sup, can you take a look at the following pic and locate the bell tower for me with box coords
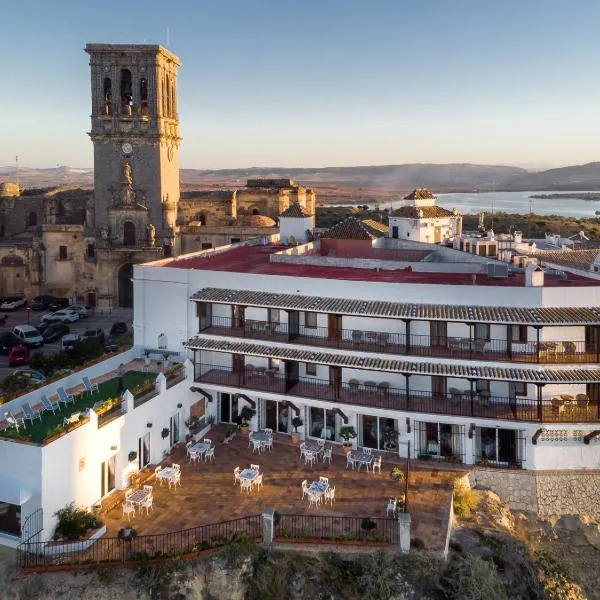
[85,44,181,251]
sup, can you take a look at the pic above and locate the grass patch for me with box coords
[453,482,480,518]
[8,371,155,444]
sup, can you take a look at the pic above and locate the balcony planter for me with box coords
[340,426,357,453]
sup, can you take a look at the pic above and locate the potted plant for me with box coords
[161,427,170,439]
[238,406,256,436]
[291,416,303,445]
[128,451,138,463]
[340,426,357,453]
[390,465,406,484]
[206,414,216,428]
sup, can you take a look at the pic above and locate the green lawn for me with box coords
[21,371,156,444]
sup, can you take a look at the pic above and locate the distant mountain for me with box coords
[3,161,600,195]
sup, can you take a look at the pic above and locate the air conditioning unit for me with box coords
[487,262,509,278]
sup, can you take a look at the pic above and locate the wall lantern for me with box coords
[147,422,153,428]
[177,403,183,408]
[110,445,118,451]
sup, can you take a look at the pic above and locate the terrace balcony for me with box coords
[200,316,599,365]
[195,363,600,424]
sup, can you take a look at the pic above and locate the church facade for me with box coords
[0,44,315,308]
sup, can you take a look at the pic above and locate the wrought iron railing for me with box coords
[200,315,597,364]
[195,363,600,424]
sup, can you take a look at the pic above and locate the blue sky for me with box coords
[1,0,600,169]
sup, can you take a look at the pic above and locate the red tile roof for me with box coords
[279,203,312,218]
[392,205,456,218]
[321,217,377,240]
[404,188,436,200]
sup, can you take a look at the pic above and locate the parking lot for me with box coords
[0,306,133,380]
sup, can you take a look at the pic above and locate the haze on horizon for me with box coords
[1,0,599,170]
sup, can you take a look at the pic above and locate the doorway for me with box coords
[264,400,290,433]
[118,263,134,308]
[138,433,150,469]
[100,455,116,497]
[87,291,97,308]
[123,221,136,246]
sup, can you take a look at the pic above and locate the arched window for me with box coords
[252,208,260,215]
[165,75,171,116]
[158,333,167,349]
[27,212,37,227]
[194,213,206,226]
[120,69,133,115]
[140,77,148,116]
[123,221,136,246]
[103,77,112,115]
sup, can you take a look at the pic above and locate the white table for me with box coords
[157,467,179,484]
[354,452,374,471]
[250,432,271,443]
[239,468,258,481]
[127,489,150,508]
[304,440,324,455]
[308,480,327,495]
[190,441,211,455]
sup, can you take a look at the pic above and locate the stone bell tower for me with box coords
[85,44,181,253]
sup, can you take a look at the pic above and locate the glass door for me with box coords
[138,432,150,469]
[170,412,180,446]
[265,400,278,430]
[101,455,116,497]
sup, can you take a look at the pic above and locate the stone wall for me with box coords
[470,468,600,519]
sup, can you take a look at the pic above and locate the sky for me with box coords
[1,0,600,169]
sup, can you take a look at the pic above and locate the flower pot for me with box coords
[342,442,353,454]
[291,432,301,445]
[240,425,249,437]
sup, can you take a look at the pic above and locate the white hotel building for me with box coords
[133,213,600,472]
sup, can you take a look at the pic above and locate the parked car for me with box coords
[104,334,120,352]
[12,325,44,348]
[61,333,81,350]
[11,368,46,385]
[42,323,70,343]
[8,345,30,367]
[40,309,79,324]
[80,328,105,343]
[48,297,70,311]
[31,295,55,311]
[110,322,128,336]
[69,304,90,318]
[0,331,22,355]
[1,296,27,311]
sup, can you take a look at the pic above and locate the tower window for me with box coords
[59,245,68,260]
[87,243,96,259]
[120,69,133,115]
[27,212,37,227]
[103,77,112,115]
[123,221,136,246]
[165,74,172,117]
[140,77,148,116]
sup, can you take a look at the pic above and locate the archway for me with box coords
[118,263,134,308]
[123,221,136,246]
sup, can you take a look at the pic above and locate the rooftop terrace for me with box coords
[162,244,598,287]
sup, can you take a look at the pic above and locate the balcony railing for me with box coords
[195,363,600,424]
[200,316,598,364]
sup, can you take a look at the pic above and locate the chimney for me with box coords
[525,264,544,287]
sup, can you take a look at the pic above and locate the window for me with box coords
[103,77,112,115]
[476,379,490,393]
[120,69,133,114]
[123,221,136,246]
[476,427,522,466]
[0,502,20,536]
[309,407,342,441]
[140,77,148,116]
[268,308,280,324]
[59,245,68,260]
[27,212,37,227]
[86,243,96,259]
[511,325,527,343]
[163,245,172,258]
[415,421,464,461]
[513,381,527,396]
[305,363,317,376]
[359,415,397,450]
[305,312,317,329]
[201,243,212,250]
[474,323,490,341]
[230,238,241,244]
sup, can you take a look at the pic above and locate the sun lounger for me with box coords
[41,395,60,414]
[22,402,42,423]
[57,387,75,407]
[82,376,99,395]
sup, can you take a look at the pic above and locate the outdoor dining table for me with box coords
[239,468,258,481]
[354,452,374,471]
[308,480,328,495]
[304,440,324,454]
[157,467,179,483]
[190,441,211,455]
[127,489,150,507]
[250,432,271,444]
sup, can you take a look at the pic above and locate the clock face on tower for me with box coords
[121,142,133,156]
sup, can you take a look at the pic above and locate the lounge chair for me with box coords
[22,402,42,423]
[82,376,99,395]
[41,395,60,414]
[57,387,75,407]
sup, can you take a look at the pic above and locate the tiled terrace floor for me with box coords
[102,429,462,551]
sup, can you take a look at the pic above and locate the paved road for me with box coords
[0,306,133,380]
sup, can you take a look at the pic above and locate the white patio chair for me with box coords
[301,479,309,498]
[324,486,336,505]
[252,439,263,453]
[168,472,181,489]
[204,447,215,462]
[265,437,273,451]
[233,466,241,485]
[250,464,260,472]
[172,463,181,472]
[346,453,356,470]
[140,496,153,515]
[252,473,263,491]
[322,448,332,464]
[363,447,372,454]
[123,502,135,520]
[185,441,193,458]
[318,438,325,447]
[203,438,211,445]
[372,456,382,473]
[304,452,316,466]
[41,395,60,415]
[260,440,270,453]
[240,479,252,494]
[4,412,25,431]
[264,428,273,436]
[155,466,163,483]
[189,450,201,465]
[308,492,321,508]
[319,476,329,486]
[22,402,42,424]
[82,376,99,395]
[299,442,306,456]
[143,485,153,495]
[125,489,133,500]
[386,498,397,516]
[57,387,75,407]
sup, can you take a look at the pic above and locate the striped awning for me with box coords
[190,287,600,326]
[184,336,600,384]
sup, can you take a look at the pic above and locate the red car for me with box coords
[8,345,30,367]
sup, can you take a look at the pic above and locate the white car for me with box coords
[1,296,27,311]
[61,333,82,350]
[40,309,80,324]
[69,304,90,318]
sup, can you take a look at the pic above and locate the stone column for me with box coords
[398,513,411,553]
[261,508,275,547]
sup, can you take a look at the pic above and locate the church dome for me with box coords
[237,214,277,227]
[0,182,20,197]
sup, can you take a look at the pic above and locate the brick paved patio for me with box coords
[102,427,462,551]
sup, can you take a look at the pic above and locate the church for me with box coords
[0,44,315,308]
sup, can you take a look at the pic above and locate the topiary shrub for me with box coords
[53,503,103,541]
